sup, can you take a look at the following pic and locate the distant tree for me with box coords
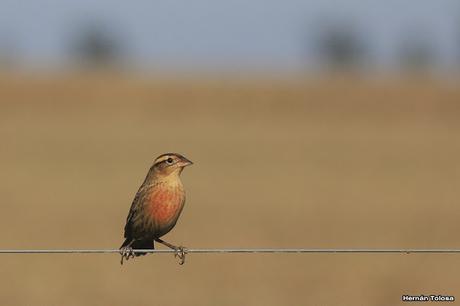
[397,31,436,73]
[457,12,460,70]
[69,21,124,68]
[313,21,369,71]
[0,34,19,70]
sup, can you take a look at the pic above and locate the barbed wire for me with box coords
[1,248,460,254]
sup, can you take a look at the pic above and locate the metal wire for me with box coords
[1,248,460,254]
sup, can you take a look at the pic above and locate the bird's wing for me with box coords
[123,185,149,239]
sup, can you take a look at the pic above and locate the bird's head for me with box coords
[151,153,193,177]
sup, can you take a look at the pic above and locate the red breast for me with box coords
[147,184,185,227]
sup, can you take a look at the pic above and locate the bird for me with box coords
[120,153,193,265]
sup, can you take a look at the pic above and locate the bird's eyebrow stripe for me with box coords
[153,156,172,165]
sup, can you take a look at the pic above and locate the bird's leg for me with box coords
[154,238,178,249]
[155,238,188,265]
[120,241,136,265]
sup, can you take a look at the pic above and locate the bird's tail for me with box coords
[120,238,154,257]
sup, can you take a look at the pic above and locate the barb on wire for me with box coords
[0,248,460,254]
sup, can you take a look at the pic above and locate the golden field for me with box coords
[0,74,459,306]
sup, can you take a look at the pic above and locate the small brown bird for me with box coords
[120,153,193,264]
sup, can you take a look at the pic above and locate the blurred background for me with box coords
[1,0,460,305]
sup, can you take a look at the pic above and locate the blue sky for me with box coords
[0,0,458,71]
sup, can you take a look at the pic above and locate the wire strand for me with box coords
[1,248,460,254]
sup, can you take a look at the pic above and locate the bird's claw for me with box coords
[120,246,135,265]
[174,246,187,265]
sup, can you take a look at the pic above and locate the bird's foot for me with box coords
[154,238,187,265]
[120,246,136,265]
[174,246,188,265]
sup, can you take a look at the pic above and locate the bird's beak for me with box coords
[178,157,193,167]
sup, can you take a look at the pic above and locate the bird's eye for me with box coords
[166,157,174,164]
